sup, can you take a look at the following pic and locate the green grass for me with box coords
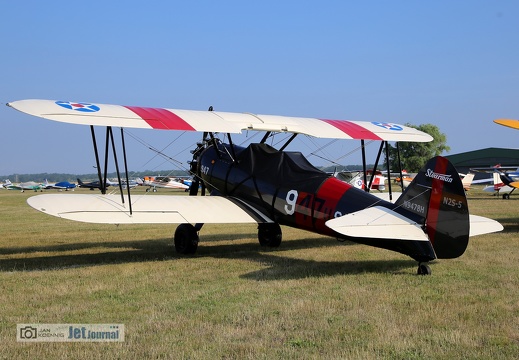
[0,187,518,359]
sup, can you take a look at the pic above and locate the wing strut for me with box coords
[279,133,298,151]
[90,125,105,193]
[88,125,133,215]
[226,133,237,162]
[361,140,368,192]
[358,140,402,201]
[384,141,393,201]
[107,127,125,201]
[395,142,404,192]
[366,142,384,192]
[120,128,133,215]
[102,127,110,194]
[260,131,272,144]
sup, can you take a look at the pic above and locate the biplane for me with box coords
[7,99,503,275]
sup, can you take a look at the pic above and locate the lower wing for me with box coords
[27,194,272,224]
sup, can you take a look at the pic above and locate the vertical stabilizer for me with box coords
[395,156,470,259]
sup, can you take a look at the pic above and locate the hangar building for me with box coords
[445,147,519,181]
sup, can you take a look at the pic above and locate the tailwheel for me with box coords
[417,263,432,276]
[258,223,282,248]
[174,224,199,255]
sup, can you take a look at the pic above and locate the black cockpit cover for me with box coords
[236,143,328,187]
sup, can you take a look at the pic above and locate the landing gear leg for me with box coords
[258,223,282,248]
[417,263,432,275]
[174,224,199,255]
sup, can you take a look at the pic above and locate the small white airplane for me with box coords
[142,176,190,192]
[395,172,474,192]
[106,178,140,189]
[333,170,386,192]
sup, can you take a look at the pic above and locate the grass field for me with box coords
[0,186,518,359]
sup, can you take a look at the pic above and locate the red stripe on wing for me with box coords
[320,119,382,140]
[124,106,196,131]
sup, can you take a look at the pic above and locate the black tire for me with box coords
[174,224,199,255]
[258,223,282,248]
[417,263,432,276]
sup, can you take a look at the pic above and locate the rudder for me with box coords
[394,156,469,259]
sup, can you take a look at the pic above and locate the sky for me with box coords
[1,1,518,176]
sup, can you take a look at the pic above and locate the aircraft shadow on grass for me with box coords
[0,234,416,276]
[495,219,519,233]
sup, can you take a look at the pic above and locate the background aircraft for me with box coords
[142,176,190,192]
[7,99,503,275]
[394,171,474,192]
[491,119,519,196]
[43,179,76,191]
[103,178,140,189]
[472,165,519,199]
[333,170,386,192]
[77,178,110,191]
[4,180,43,192]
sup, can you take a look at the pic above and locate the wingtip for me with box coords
[494,118,519,130]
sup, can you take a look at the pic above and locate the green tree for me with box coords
[385,123,450,173]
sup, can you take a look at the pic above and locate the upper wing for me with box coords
[494,119,519,130]
[8,99,433,142]
[27,194,273,225]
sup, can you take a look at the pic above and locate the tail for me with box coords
[77,178,84,185]
[499,172,519,189]
[394,156,469,259]
[461,173,474,190]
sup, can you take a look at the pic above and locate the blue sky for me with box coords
[1,1,518,176]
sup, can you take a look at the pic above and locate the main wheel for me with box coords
[174,224,199,255]
[258,223,282,248]
[417,263,432,275]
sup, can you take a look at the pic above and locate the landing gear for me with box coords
[258,223,282,248]
[503,194,510,199]
[174,224,199,254]
[417,263,432,275]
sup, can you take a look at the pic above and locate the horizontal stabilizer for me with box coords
[469,215,504,236]
[325,206,429,241]
[27,194,271,224]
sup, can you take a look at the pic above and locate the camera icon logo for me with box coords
[20,326,37,339]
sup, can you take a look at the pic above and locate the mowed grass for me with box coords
[0,187,518,359]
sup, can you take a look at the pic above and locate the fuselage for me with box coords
[197,142,393,237]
